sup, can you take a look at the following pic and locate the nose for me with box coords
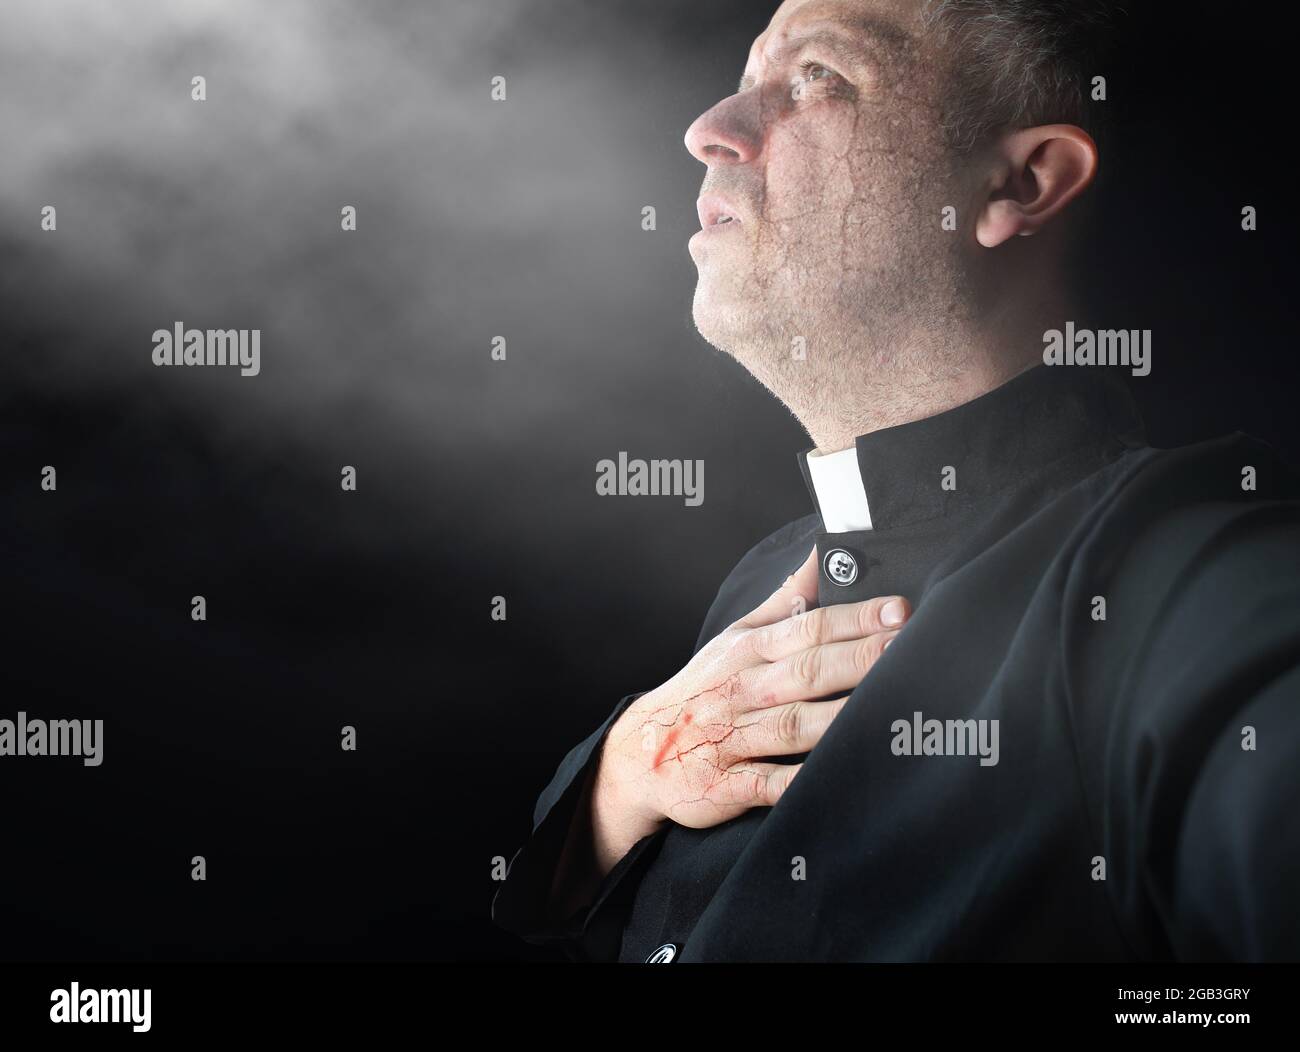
[683,89,763,167]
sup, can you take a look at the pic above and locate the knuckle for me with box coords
[857,636,881,667]
[791,647,821,692]
[726,625,757,662]
[717,669,748,708]
[692,697,719,726]
[722,765,757,806]
[857,600,881,636]
[761,623,789,663]
[797,607,826,647]
[743,767,773,807]
[773,703,804,748]
[765,766,792,806]
[738,769,759,806]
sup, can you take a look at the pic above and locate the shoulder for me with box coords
[1069,430,1300,588]
[1062,429,1300,736]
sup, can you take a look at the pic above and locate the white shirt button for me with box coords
[823,548,859,586]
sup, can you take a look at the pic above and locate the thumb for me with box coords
[734,544,819,629]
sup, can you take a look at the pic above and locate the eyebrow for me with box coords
[736,18,912,93]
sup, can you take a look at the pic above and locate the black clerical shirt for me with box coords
[491,363,1300,962]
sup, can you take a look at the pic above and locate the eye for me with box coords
[797,59,836,83]
[790,59,843,99]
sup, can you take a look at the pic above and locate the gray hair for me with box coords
[921,1,1123,155]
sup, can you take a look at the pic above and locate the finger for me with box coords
[740,695,851,758]
[732,545,819,630]
[747,631,898,709]
[746,595,910,665]
[720,760,803,808]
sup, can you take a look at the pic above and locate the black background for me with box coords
[1,0,1295,961]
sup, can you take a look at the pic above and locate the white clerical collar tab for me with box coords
[806,446,873,532]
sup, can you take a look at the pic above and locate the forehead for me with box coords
[747,0,926,66]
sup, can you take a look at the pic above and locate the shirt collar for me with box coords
[797,363,1146,533]
[804,445,874,532]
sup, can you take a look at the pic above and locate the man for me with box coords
[492,0,1300,961]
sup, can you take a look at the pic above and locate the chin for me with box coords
[693,264,754,329]
[690,287,742,355]
[694,272,797,352]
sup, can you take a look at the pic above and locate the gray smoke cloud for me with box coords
[1,0,691,414]
[0,0,793,661]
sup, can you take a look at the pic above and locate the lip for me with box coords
[690,219,743,244]
[696,193,745,231]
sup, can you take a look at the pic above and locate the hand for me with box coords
[590,544,910,870]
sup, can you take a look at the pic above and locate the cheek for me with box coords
[760,108,861,222]
[760,105,939,230]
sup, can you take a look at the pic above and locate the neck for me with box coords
[803,354,1036,455]
[795,287,1073,455]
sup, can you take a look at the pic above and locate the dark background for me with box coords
[0,0,1294,961]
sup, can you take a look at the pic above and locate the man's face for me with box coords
[685,0,963,383]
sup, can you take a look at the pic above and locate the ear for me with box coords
[975,124,1098,248]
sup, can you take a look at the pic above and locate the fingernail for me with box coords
[883,636,896,650]
[882,599,906,626]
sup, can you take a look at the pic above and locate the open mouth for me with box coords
[697,195,744,231]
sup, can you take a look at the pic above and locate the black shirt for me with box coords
[491,363,1300,961]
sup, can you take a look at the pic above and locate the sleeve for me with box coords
[1075,493,1300,960]
[490,690,669,961]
